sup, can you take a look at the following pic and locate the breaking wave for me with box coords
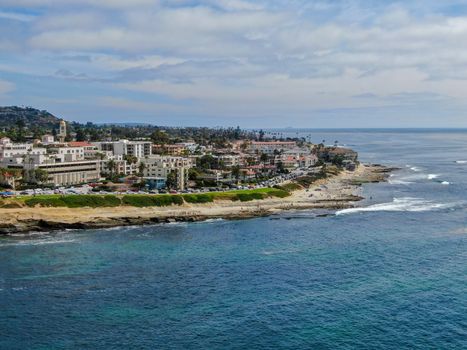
[336,197,459,215]
[456,160,467,164]
[0,238,78,247]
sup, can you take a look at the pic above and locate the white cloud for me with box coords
[4,0,467,125]
[0,80,15,94]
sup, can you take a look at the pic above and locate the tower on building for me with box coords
[58,120,67,142]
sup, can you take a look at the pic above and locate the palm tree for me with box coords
[138,162,146,177]
[106,159,116,177]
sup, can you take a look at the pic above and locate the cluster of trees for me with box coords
[70,123,258,146]
[0,167,49,190]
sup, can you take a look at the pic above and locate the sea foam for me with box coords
[336,197,457,215]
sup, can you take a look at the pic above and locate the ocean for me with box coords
[1,130,466,349]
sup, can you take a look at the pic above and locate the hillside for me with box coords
[0,106,62,129]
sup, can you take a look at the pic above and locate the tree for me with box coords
[151,130,170,145]
[188,168,200,181]
[260,153,269,163]
[332,155,344,167]
[34,169,49,184]
[138,161,146,176]
[75,128,87,141]
[246,156,256,166]
[258,129,265,141]
[197,155,217,170]
[277,161,286,174]
[106,160,116,177]
[166,171,178,189]
[124,155,138,164]
[231,165,240,182]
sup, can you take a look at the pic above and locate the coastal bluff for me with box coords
[0,164,392,234]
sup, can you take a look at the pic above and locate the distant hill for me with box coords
[0,106,62,129]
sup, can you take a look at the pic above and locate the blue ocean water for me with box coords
[1,130,466,349]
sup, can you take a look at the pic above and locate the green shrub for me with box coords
[122,195,183,207]
[62,195,121,208]
[25,195,121,208]
[236,192,266,202]
[171,195,184,206]
[183,194,214,204]
[25,197,66,207]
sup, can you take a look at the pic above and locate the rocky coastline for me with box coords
[0,164,393,235]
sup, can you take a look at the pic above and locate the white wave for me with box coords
[0,238,77,247]
[202,218,225,223]
[427,174,439,180]
[262,248,302,256]
[336,197,456,215]
[456,160,467,164]
[410,166,422,172]
[441,181,450,185]
[388,179,413,185]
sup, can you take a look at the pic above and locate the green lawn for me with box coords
[6,187,291,208]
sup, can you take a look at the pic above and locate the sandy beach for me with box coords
[0,164,391,234]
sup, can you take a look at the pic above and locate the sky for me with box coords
[1,0,467,128]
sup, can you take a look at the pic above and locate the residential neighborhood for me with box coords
[0,118,358,196]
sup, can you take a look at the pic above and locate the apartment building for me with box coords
[248,141,297,155]
[217,154,243,168]
[0,138,47,161]
[93,140,152,158]
[143,156,193,190]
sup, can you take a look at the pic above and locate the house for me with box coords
[248,141,297,155]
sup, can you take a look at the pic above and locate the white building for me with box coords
[0,140,100,186]
[248,141,297,155]
[217,154,243,168]
[23,157,100,186]
[93,140,152,158]
[41,134,55,144]
[142,156,193,190]
[0,139,47,163]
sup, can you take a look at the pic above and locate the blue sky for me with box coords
[1,0,467,127]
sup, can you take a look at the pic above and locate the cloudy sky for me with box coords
[1,0,467,127]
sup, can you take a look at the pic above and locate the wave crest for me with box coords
[336,197,459,215]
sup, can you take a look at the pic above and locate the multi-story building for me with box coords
[0,138,47,161]
[248,141,297,155]
[143,156,193,190]
[10,152,100,186]
[217,154,243,168]
[93,140,152,158]
[1,140,100,186]
[41,134,55,144]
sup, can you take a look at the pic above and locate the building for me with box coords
[143,156,193,190]
[248,141,297,155]
[153,144,186,156]
[217,154,243,168]
[99,155,139,177]
[93,140,152,158]
[41,134,55,144]
[0,139,47,163]
[1,140,100,186]
[23,157,100,186]
[58,120,67,143]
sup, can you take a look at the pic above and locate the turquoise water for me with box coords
[1,130,467,349]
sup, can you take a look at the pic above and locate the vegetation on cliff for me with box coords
[1,188,291,209]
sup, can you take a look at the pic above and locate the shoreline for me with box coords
[0,164,393,235]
